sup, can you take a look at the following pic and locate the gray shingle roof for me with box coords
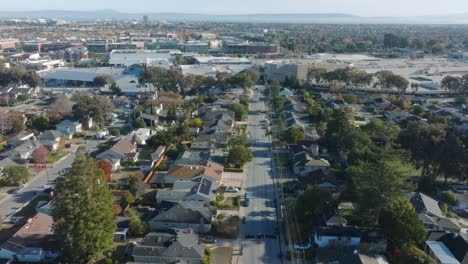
[411,192,443,217]
[132,229,204,259]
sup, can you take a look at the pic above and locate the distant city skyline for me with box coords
[2,0,468,17]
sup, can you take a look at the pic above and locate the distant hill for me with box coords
[0,9,468,24]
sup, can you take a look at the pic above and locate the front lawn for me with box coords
[48,150,69,163]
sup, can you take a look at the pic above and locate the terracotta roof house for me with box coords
[0,213,58,262]
[96,138,138,162]
[157,162,224,185]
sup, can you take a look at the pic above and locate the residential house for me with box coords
[293,158,330,177]
[131,229,204,264]
[155,177,217,206]
[313,226,361,248]
[411,192,461,233]
[35,201,53,216]
[7,131,34,147]
[0,213,58,262]
[425,241,461,264]
[313,227,386,252]
[2,140,38,161]
[148,201,213,233]
[37,130,66,151]
[426,231,468,264]
[139,146,166,172]
[156,162,223,186]
[55,119,82,134]
[129,128,158,145]
[316,249,388,264]
[175,150,211,165]
[96,138,139,163]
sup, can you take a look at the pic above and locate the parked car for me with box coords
[225,187,239,193]
[200,235,216,244]
[294,243,312,250]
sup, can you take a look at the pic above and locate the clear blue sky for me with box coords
[3,0,468,17]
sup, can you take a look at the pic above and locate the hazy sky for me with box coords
[3,0,468,17]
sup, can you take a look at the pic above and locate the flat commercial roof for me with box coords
[40,67,124,82]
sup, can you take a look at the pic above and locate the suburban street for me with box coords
[242,86,282,264]
[0,151,76,219]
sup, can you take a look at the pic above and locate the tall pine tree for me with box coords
[53,154,115,263]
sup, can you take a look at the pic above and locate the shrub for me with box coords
[441,191,458,206]
[111,129,120,136]
[73,132,86,138]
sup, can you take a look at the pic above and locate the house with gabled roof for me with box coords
[131,229,204,264]
[155,176,218,206]
[411,192,461,233]
[148,201,213,233]
[56,119,82,134]
[96,138,138,162]
[0,213,58,262]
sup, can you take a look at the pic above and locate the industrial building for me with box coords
[223,42,279,55]
[264,60,314,84]
[109,49,180,67]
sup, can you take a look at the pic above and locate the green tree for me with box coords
[283,127,305,144]
[343,93,358,104]
[111,129,120,136]
[441,191,458,206]
[127,208,149,236]
[227,145,253,165]
[295,185,336,223]
[228,103,248,120]
[399,121,447,186]
[147,129,175,148]
[347,150,404,223]
[72,94,113,127]
[53,155,115,263]
[2,165,30,186]
[380,199,426,247]
[122,191,136,206]
[31,114,49,131]
[133,118,146,128]
[192,118,202,127]
[93,75,114,87]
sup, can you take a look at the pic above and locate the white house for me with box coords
[56,119,82,134]
[313,227,361,248]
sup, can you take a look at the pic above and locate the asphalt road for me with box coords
[0,136,105,220]
[0,151,76,219]
[242,86,282,264]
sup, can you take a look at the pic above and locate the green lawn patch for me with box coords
[48,150,69,163]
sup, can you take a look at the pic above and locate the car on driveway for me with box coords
[225,187,239,193]
[294,243,312,250]
[200,235,216,244]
